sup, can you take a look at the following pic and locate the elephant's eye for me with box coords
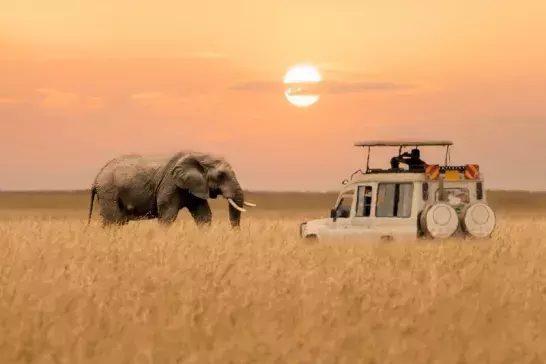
[217,171,227,180]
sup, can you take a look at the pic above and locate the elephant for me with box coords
[87,151,256,228]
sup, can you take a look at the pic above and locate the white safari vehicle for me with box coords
[300,140,496,241]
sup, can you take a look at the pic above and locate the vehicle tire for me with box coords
[416,211,426,237]
[420,203,459,239]
[459,203,496,239]
[304,234,318,243]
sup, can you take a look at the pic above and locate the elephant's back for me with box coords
[94,154,170,188]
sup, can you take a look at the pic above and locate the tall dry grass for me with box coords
[0,191,546,363]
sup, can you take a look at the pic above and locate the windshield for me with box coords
[334,189,355,218]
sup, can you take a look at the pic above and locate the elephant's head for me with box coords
[170,152,256,228]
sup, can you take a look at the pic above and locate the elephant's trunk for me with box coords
[226,186,244,229]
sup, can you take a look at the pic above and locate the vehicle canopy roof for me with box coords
[341,138,481,189]
[354,139,453,147]
[353,139,453,172]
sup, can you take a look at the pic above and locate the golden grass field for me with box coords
[1,189,545,363]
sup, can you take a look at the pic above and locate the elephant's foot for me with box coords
[194,215,212,226]
[157,216,177,227]
[194,219,212,231]
[101,219,128,228]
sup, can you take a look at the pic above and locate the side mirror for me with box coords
[329,208,337,221]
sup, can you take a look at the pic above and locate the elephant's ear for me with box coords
[171,155,210,200]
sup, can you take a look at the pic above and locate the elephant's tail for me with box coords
[88,186,97,225]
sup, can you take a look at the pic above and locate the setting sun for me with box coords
[283,65,322,107]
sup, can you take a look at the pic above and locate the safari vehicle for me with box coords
[299,140,496,241]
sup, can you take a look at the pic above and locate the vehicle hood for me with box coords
[300,218,332,236]
[304,218,332,228]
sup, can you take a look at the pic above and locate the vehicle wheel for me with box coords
[416,211,426,237]
[420,203,459,239]
[304,234,318,243]
[459,203,496,238]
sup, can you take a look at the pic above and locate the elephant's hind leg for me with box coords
[98,194,129,227]
[101,217,129,228]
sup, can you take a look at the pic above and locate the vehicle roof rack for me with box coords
[354,140,453,147]
[353,139,453,173]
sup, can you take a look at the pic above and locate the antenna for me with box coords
[365,146,371,172]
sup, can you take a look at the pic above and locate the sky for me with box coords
[1,0,545,191]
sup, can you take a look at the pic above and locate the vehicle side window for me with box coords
[356,185,373,217]
[336,189,355,218]
[376,182,414,218]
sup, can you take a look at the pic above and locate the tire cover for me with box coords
[420,203,459,239]
[460,203,496,238]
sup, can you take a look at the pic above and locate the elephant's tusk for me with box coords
[227,198,246,212]
[243,201,256,207]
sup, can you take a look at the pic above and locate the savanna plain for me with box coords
[1,190,546,363]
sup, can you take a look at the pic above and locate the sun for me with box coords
[283,64,321,107]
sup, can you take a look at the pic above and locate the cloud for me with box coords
[229,82,280,92]
[324,81,412,94]
[36,51,226,62]
[316,62,373,78]
[130,92,189,108]
[35,88,104,111]
[230,61,410,95]
[124,51,225,60]
[130,91,225,109]
[0,97,18,104]
[82,52,225,61]
[182,52,225,60]
[229,80,412,94]
[118,51,225,60]
[130,91,204,117]
[42,54,84,60]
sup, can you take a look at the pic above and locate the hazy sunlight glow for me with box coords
[283,65,321,107]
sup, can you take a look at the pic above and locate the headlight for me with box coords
[299,222,307,237]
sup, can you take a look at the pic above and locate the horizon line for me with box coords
[1,188,545,194]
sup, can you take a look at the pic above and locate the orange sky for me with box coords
[1,0,545,191]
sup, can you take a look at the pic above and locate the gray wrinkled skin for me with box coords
[88,151,245,229]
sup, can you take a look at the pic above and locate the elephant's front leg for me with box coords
[157,192,181,226]
[187,199,212,227]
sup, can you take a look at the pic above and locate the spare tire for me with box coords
[460,203,496,238]
[420,203,459,239]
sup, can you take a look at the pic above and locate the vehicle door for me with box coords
[373,181,418,239]
[327,185,376,239]
[345,184,375,237]
[325,188,356,238]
